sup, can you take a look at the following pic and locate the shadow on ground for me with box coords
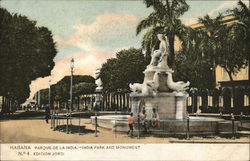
[55,124,97,135]
[0,111,95,120]
[0,111,46,120]
[152,133,246,139]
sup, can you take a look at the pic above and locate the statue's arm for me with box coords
[159,41,167,53]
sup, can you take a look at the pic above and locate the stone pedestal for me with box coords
[130,92,188,120]
[93,88,103,110]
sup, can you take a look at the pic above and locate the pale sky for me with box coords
[1,0,248,98]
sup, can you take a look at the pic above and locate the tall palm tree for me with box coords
[220,0,250,81]
[231,0,250,36]
[175,27,215,89]
[198,14,226,66]
[197,14,227,88]
[222,1,249,114]
[219,24,248,81]
[136,0,189,68]
[197,3,249,83]
[231,0,250,59]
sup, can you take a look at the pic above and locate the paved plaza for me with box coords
[1,118,249,143]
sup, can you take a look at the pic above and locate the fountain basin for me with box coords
[91,115,239,134]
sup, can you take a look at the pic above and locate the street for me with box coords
[1,118,249,143]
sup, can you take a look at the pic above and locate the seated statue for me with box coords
[148,34,169,68]
[95,78,103,90]
[95,69,103,90]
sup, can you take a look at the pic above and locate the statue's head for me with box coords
[157,34,164,40]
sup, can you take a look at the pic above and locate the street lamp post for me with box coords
[69,58,74,125]
[53,83,56,131]
[190,88,194,114]
[49,80,53,129]
[190,88,197,114]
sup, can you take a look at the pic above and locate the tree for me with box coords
[40,88,49,105]
[230,0,250,36]
[220,0,250,81]
[219,23,249,81]
[198,11,249,82]
[176,28,215,89]
[177,4,249,89]
[136,0,189,68]
[197,14,227,88]
[55,75,95,102]
[73,82,96,110]
[0,8,57,113]
[73,82,96,96]
[38,75,95,107]
[100,48,147,93]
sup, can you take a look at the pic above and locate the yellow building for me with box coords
[216,66,248,83]
[183,15,249,114]
[188,15,249,84]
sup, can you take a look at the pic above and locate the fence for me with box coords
[91,87,249,115]
[187,87,249,115]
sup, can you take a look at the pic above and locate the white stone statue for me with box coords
[129,83,142,93]
[129,71,161,95]
[146,71,160,93]
[158,52,169,68]
[95,70,103,90]
[165,71,190,92]
[95,78,103,90]
[129,82,153,95]
[148,34,169,68]
[141,82,154,95]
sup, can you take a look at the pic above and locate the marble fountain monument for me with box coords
[93,70,103,110]
[91,34,238,134]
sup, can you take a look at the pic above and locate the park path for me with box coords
[0,119,172,143]
[0,119,249,143]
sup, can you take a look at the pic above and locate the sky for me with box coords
[1,0,249,99]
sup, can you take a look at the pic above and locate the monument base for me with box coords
[130,92,188,120]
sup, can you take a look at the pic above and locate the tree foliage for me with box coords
[39,88,49,105]
[0,7,57,106]
[99,48,147,93]
[221,0,250,80]
[39,75,95,105]
[53,75,95,102]
[196,11,249,82]
[175,28,215,89]
[176,5,249,88]
[73,82,96,96]
[137,0,189,68]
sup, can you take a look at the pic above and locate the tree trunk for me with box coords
[117,94,119,110]
[119,94,122,111]
[127,93,130,111]
[123,93,126,111]
[59,101,61,110]
[8,98,10,117]
[224,68,235,113]
[168,35,175,69]
[110,93,115,110]
[1,96,6,113]
[225,68,234,81]
[1,96,4,113]
[103,94,107,110]
[108,93,111,110]
[10,99,13,115]
[66,101,69,111]
[77,96,80,111]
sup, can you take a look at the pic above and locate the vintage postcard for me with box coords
[0,0,249,160]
